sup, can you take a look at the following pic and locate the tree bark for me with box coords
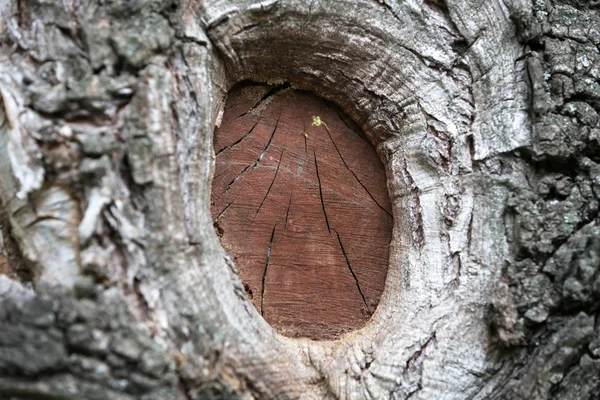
[0,0,598,399]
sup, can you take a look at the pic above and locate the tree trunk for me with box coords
[0,0,599,398]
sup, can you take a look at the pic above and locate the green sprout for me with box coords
[312,115,330,133]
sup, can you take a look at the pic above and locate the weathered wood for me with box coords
[0,0,599,398]
[212,83,392,339]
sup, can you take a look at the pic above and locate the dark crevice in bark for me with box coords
[466,211,474,250]
[403,162,425,248]
[399,333,437,399]
[215,120,260,156]
[178,381,194,400]
[450,252,461,288]
[232,22,262,37]
[405,383,424,400]
[23,215,66,228]
[260,224,277,316]
[295,0,317,28]
[313,151,331,234]
[256,150,284,215]
[224,114,280,194]
[405,333,436,370]
[334,229,369,311]
[423,0,481,58]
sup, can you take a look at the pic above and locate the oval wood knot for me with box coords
[211,83,392,340]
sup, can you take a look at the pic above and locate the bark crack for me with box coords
[24,215,67,228]
[403,161,425,248]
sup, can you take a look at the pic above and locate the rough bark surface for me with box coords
[0,0,598,399]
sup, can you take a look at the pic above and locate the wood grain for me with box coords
[211,83,392,339]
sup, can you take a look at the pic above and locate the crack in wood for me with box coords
[314,151,331,233]
[334,229,369,311]
[215,201,234,222]
[256,149,284,215]
[260,223,277,316]
[224,114,281,194]
[234,83,290,121]
[284,189,293,228]
[334,108,369,144]
[303,122,308,155]
[213,165,233,181]
[215,120,260,156]
[322,122,392,217]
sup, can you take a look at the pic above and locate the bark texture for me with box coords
[0,0,598,399]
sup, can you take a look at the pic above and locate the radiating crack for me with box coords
[314,151,331,233]
[213,165,233,180]
[215,201,234,222]
[303,124,308,155]
[334,229,369,310]
[215,120,260,156]
[234,83,290,120]
[261,223,277,316]
[223,114,281,194]
[285,189,293,228]
[256,150,284,215]
[323,123,392,217]
[334,109,369,144]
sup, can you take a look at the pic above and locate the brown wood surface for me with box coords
[211,83,392,340]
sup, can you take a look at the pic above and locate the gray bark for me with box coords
[0,0,598,399]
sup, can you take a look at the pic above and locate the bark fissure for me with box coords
[403,162,425,248]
